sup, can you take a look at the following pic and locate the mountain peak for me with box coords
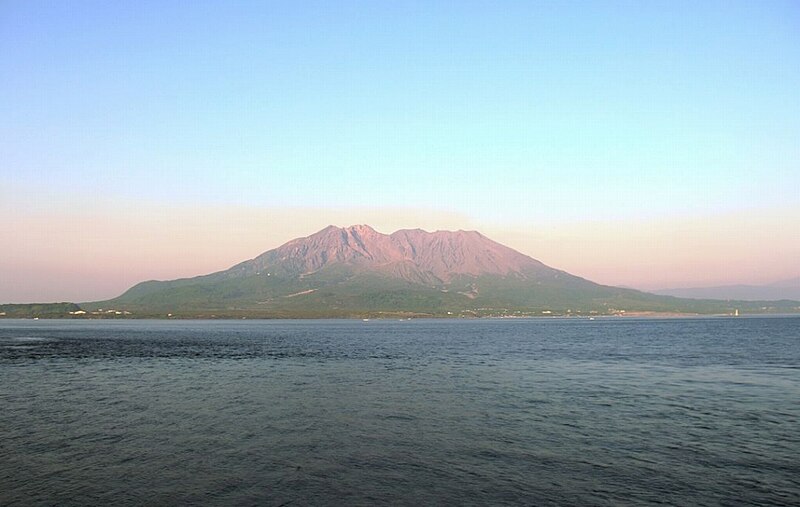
[344,224,377,233]
[245,224,551,282]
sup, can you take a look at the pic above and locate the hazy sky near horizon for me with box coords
[2,1,799,302]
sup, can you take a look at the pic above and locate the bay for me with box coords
[1,317,798,505]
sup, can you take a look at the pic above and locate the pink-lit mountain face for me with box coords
[235,224,560,284]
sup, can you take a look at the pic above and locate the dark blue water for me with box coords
[1,317,798,506]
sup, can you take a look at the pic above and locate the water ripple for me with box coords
[1,317,799,505]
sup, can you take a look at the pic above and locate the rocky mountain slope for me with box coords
[227,224,564,282]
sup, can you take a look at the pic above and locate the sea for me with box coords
[1,316,798,506]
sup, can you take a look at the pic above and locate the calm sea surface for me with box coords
[1,317,798,506]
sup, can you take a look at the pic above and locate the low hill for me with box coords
[0,302,83,318]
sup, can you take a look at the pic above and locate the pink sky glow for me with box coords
[2,200,798,303]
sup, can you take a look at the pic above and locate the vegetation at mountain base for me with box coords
[0,302,83,318]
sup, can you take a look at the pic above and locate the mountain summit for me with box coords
[230,225,556,283]
[91,225,754,317]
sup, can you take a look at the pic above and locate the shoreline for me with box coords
[3,312,800,322]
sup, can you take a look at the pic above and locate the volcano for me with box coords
[88,225,749,317]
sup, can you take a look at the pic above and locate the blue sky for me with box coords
[1,1,799,301]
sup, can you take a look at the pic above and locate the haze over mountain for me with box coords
[81,225,797,318]
[654,278,800,301]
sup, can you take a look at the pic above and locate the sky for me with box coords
[1,0,799,303]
